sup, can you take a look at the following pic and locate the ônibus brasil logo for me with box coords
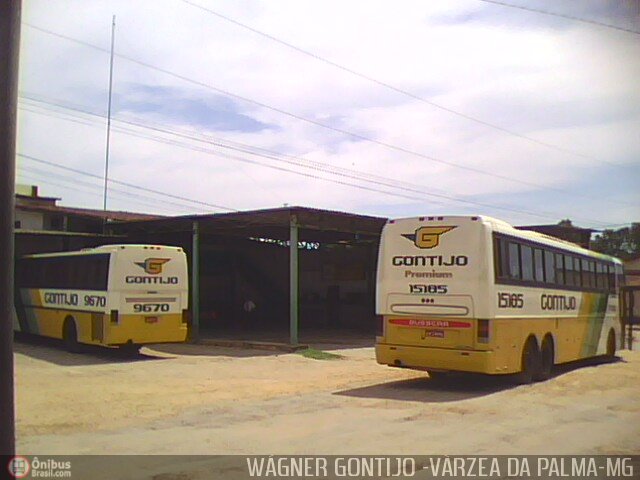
[402,226,456,249]
[135,258,170,275]
[7,456,30,479]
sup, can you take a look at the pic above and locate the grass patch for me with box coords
[298,348,343,360]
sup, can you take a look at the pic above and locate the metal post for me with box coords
[102,15,116,234]
[190,221,200,341]
[289,215,299,345]
[628,289,634,350]
[0,0,21,457]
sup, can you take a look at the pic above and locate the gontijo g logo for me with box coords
[135,258,170,275]
[402,226,456,249]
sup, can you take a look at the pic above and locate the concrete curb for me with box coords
[197,338,309,353]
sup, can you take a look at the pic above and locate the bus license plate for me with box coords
[421,329,444,339]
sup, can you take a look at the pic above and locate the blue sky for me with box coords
[15,0,640,229]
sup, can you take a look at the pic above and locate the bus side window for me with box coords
[581,259,592,288]
[96,255,109,290]
[555,253,564,285]
[508,242,521,280]
[520,245,534,281]
[534,248,544,283]
[544,250,555,284]
[608,264,615,292]
[28,258,41,288]
[494,237,507,279]
[563,255,573,286]
[596,263,606,291]
[572,257,582,287]
[56,257,70,289]
[16,259,27,288]
[615,264,624,290]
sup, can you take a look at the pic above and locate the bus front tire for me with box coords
[606,330,616,359]
[63,318,80,353]
[515,337,540,385]
[534,336,554,381]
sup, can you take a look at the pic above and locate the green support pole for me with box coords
[289,215,299,345]
[191,221,200,341]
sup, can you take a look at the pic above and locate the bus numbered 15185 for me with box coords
[375,215,624,383]
[14,244,189,352]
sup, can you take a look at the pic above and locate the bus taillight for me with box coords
[110,310,119,324]
[477,319,490,343]
[182,309,190,324]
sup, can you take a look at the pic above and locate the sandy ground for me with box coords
[14,336,640,457]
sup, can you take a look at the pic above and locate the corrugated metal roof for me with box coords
[110,206,388,242]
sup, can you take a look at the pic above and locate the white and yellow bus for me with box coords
[375,215,624,383]
[15,244,189,352]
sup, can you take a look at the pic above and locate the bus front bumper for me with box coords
[375,343,511,375]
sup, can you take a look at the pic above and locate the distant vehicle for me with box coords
[15,244,189,352]
[375,215,624,383]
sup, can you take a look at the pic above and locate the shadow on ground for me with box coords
[335,373,513,403]
[335,354,623,403]
[14,333,168,366]
[150,343,282,358]
[197,328,375,351]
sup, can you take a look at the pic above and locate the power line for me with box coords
[18,165,213,214]
[24,92,638,220]
[25,98,288,209]
[178,0,632,171]
[19,94,621,226]
[476,0,640,35]
[21,93,629,227]
[18,153,238,212]
[24,22,634,208]
[21,91,452,198]
[20,94,460,203]
[17,172,197,215]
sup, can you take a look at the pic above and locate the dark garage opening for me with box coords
[111,207,386,345]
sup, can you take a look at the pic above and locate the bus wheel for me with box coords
[515,337,540,385]
[63,318,80,353]
[535,336,554,381]
[606,330,616,359]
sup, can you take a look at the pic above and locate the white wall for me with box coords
[15,210,44,230]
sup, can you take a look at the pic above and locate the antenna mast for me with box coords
[102,15,116,233]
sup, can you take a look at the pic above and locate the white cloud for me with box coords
[16,0,640,228]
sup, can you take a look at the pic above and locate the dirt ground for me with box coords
[14,336,640,456]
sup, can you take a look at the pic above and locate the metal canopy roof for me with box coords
[110,206,387,243]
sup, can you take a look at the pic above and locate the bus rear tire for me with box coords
[606,330,616,359]
[515,337,540,385]
[63,318,80,353]
[534,336,554,381]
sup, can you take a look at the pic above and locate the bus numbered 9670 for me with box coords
[375,215,624,383]
[14,244,189,352]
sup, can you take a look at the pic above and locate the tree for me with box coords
[558,219,574,228]
[591,223,640,259]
